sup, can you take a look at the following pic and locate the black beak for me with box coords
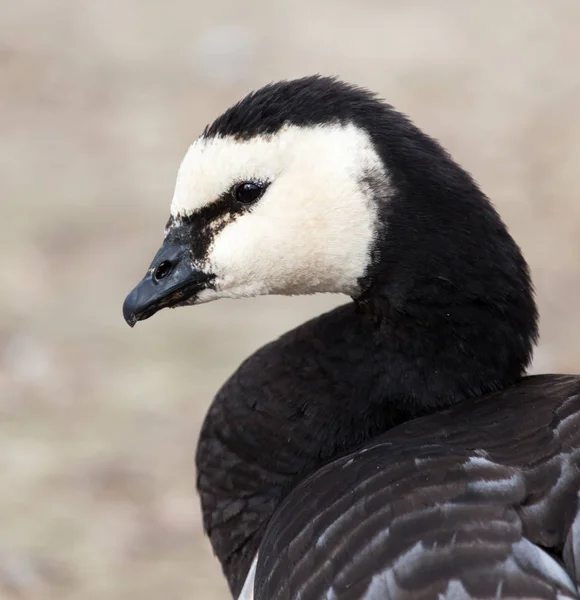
[123,238,213,327]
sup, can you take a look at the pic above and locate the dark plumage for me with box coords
[123,76,580,599]
[256,375,580,599]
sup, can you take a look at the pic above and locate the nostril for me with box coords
[154,260,173,281]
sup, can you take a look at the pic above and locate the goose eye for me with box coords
[235,182,265,205]
[154,260,173,281]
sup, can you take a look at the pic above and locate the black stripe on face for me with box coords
[166,181,269,263]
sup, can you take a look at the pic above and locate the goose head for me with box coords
[123,76,537,384]
[123,78,389,323]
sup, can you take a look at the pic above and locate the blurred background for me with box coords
[1,1,579,598]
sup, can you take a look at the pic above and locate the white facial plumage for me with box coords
[169,122,388,302]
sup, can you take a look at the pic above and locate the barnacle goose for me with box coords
[123,76,580,599]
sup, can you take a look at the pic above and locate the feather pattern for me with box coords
[254,375,580,599]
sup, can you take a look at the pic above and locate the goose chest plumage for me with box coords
[123,76,580,599]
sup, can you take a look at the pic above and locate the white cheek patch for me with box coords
[171,122,390,299]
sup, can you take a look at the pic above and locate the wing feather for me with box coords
[252,375,580,599]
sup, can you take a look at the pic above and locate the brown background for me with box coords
[1,1,579,598]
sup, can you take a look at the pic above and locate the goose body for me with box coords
[122,76,580,599]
